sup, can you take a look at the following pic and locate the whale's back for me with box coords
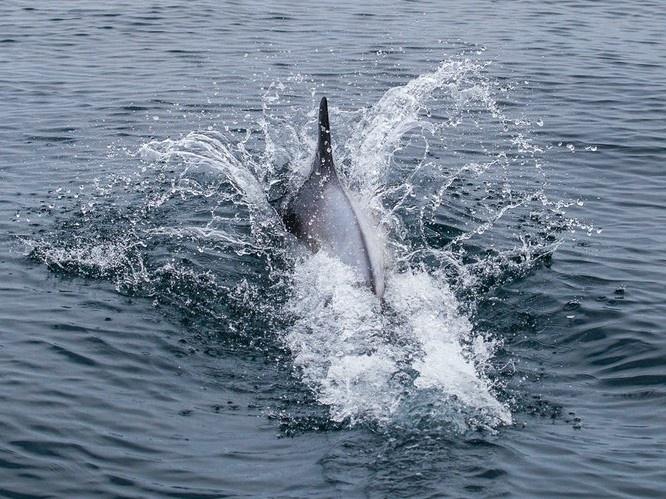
[281,98,385,296]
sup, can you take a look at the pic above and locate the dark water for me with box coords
[2,1,665,497]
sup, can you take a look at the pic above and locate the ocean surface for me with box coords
[1,1,665,497]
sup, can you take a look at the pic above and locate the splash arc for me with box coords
[279,97,385,297]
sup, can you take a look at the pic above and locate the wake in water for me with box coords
[24,57,591,431]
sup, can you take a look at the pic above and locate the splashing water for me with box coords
[278,60,520,427]
[25,57,590,430]
[286,253,510,426]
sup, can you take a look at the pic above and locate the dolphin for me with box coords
[278,97,385,297]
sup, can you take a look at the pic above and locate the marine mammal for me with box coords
[279,97,385,297]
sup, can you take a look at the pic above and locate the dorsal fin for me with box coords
[315,97,336,175]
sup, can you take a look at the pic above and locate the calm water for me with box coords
[2,1,665,497]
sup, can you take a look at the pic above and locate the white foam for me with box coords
[387,271,510,424]
[284,251,510,427]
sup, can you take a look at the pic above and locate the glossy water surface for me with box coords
[1,1,665,497]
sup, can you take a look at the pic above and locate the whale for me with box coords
[277,97,385,297]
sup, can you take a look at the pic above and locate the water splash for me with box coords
[24,56,591,431]
[26,236,149,289]
[285,252,510,427]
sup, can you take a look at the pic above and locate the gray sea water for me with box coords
[1,1,665,497]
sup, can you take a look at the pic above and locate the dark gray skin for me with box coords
[281,97,385,297]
